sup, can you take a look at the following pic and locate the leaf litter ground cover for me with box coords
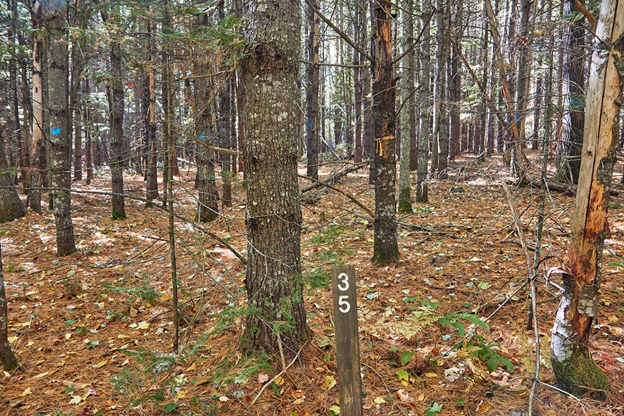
[1,154,624,415]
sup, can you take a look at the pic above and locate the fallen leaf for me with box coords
[69,395,81,405]
[424,372,438,378]
[95,360,108,368]
[323,375,336,389]
[608,315,618,323]
[257,373,269,384]
[20,387,32,397]
[374,397,386,404]
[137,321,149,330]
[33,372,49,379]
[218,396,228,402]
[8,336,18,344]
[329,405,340,414]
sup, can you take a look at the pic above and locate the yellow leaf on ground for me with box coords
[329,405,340,414]
[323,375,336,389]
[608,315,618,323]
[424,372,438,378]
[8,336,18,344]
[177,390,186,398]
[137,321,149,330]
[95,360,107,368]
[20,387,32,397]
[374,397,386,404]
[274,375,285,386]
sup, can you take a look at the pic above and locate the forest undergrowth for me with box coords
[1,152,624,416]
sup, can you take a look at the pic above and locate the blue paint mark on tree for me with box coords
[51,127,61,136]
[200,134,205,141]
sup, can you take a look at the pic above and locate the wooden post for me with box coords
[331,265,363,416]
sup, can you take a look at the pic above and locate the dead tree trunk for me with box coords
[550,0,623,399]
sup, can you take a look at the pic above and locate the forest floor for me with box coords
[1,152,624,416]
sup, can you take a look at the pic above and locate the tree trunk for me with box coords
[0,245,18,371]
[398,0,414,214]
[550,0,623,399]
[144,20,158,205]
[353,0,364,163]
[30,1,44,213]
[242,0,310,353]
[194,10,220,223]
[70,5,83,182]
[305,0,320,179]
[416,0,431,203]
[557,0,587,184]
[478,3,489,161]
[0,138,26,223]
[47,11,76,256]
[218,1,233,205]
[434,0,449,178]
[449,0,462,161]
[371,0,399,266]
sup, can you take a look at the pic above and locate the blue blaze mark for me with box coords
[307,122,313,128]
[199,134,205,141]
[51,127,61,136]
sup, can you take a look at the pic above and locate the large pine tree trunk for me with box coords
[242,0,310,353]
[416,0,431,203]
[550,0,623,399]
[47,12,76,256]
[371,0,399,266]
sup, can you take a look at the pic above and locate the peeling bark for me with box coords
[551,0,623,399]
[371,0,399,266]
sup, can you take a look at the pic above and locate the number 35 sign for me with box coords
[331,265,363,416]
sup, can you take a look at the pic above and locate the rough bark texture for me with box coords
[354,0,364,163]
[398,0,414,214]
[0,245,19,371]
[30,3,44,213]
[47,12,76,256]
[557,0,586,184]
[0,140,26,223]
[371,0,399,266]
[416,0,431,203]
[218,1,233,206]
[434,0,449,178]
[305,0,320,178]
[109,42,126,220]
[144,20,158,205]
[449,0,461,161]
[194,38,220,223]
[242,0,310,354]
[550,0,623,399]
